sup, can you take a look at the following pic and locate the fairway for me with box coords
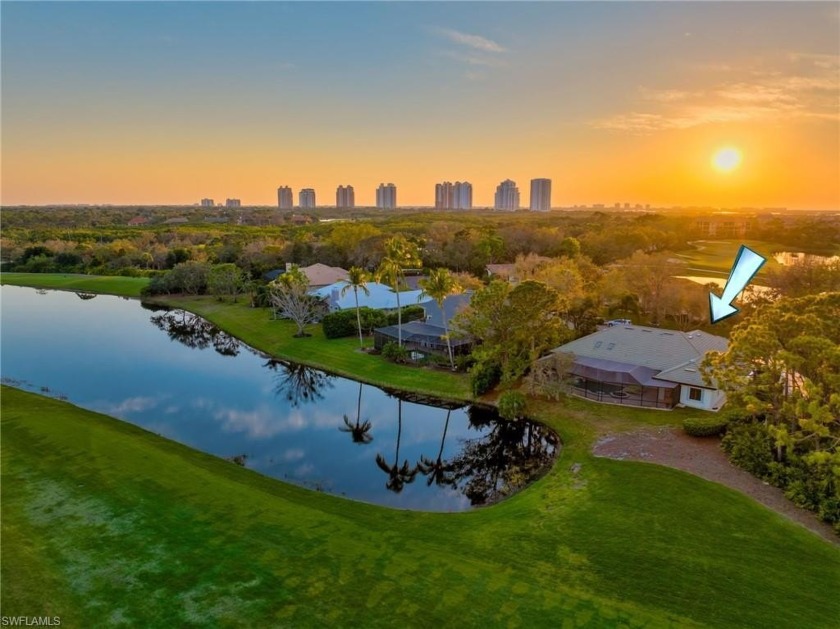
[673,240,786,277]
[0,273,149,298]
[3,387,838,628]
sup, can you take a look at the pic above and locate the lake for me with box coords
[0,285,558,511]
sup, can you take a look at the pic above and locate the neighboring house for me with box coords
[163,217,188,225]
[373,292,474,359]
[311,281,424,311]
[264,263,349,289]
[485,263,516,281]
[549,325,728,411]
[373,321,473,358]
[486,256,552,283]
[127,216,148,226]
[418,292,472,327]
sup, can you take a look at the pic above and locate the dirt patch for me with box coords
[593,426,838,545]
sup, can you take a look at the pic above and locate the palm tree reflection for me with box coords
[340,382,373,444]
[417,409,457,488]
[375,397,418,493]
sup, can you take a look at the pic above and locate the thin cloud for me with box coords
[594,53,839,134]
[434,27,506,53]
[440,50,506,68]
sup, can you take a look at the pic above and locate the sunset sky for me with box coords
[2,2,838,209]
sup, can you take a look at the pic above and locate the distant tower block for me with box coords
[277,186,293,209]
[299,188,316,208]
[336,185,355,208]
[530,178,551,211]
[376,183,397,209]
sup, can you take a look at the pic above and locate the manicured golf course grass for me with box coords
[3,387,839,627]
[673,240,786,276]
[0,272,149,297]
[2,272,840,626]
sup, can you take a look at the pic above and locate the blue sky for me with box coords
[2,2,838,208]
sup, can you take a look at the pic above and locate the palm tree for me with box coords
[417,409,457,487]
[375,398,418,493]
[377,236,421,347]
[339,267,370,348]
[339,382,373,444]
[419,268,461,369]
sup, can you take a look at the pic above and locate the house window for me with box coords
[688,387,702,401]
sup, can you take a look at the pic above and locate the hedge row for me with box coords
[682,415,729,437]
[322,305,426,339]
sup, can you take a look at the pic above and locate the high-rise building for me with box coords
[494,180,520,210]
[201,198,214,207]
[435,181,472,209]
[225,198,241,208]
[299,188,316,208]
[336,185,355,208]
[435,182,454,209]
[530,178,551,211]
[376,183,397,209]
[277,186,293,209]
[454,181,472,209]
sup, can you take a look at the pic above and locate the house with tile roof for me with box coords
[549,325,728,411]
[264,263,350,289]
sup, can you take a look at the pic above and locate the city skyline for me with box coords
[2,3,838,210]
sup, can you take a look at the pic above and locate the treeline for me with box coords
[702,293,840,533]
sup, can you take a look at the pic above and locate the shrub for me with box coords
[498,391,528,421]
[322,308,387,339]
[682,415,729,437]
[470,360,501,396]
[322,310,358,339]
[721,423,774,478]
[386,305,425,326]
[381,341,409,364]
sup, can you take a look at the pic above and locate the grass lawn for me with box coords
[158,295,473,401]
[0,272,149,298]
[674,240,787,277]
[3,386,839,628]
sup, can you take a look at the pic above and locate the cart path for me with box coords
[593,426,838,545]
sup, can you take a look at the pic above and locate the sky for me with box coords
[2,1,838,210]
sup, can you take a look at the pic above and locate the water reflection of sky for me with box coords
[1,286,557,511]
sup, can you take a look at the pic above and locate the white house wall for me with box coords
[679,386,726,412]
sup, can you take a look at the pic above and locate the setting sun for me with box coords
[712,147,743,173]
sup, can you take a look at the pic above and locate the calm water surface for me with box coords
[1,286,557,511]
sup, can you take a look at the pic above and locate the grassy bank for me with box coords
[161,295,472,400]
[3,386,839,627]
[0,272,149,298]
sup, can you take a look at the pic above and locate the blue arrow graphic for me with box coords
[709,245,766,324]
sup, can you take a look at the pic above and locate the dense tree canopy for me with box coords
[703,292,840,530]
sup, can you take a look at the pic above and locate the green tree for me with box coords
[208,263,246,302]
[376,235,422,346]
[169,261,211,295]
[419,268,461,369]
[455,280,569,385]
[339,266,371,348]
[498,391,528,421]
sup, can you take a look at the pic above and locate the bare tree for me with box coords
[268,266,323,337]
